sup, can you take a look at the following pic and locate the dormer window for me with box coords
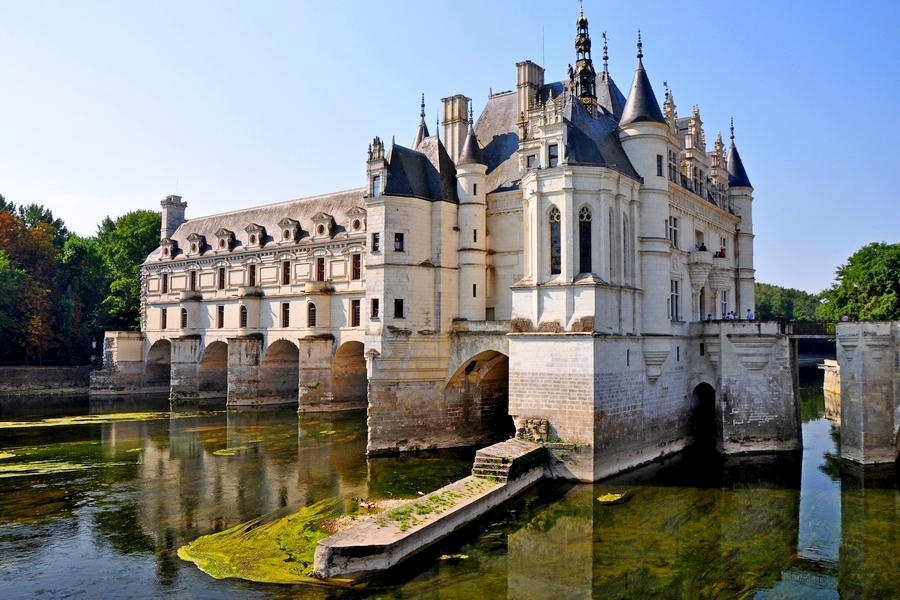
[186,233,205,257]
[159,238,178,260]
[214,228,234,253]
[277,218,300,244]
[311,212,334,239]
[346,206,367,234]
[548,144,559,168]
[244,223,266,248]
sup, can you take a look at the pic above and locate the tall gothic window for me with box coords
[239,305,248,328]
[549,206,561,276]
[578,206,592,274]
[307,303,317,327]
[623,216,630,283]
[608,209,616,281]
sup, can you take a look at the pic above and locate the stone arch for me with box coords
[199,341,228,398]
[445,350,513,443]
[145,339,172,389]
[691,382,719,449]
[332,341,367,410]
[259,339,299,403]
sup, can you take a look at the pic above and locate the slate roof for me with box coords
[145,188,366,263]
[383,136,459,203]
[596,71,627,121]
[727,140,752,188]
[561,89,639,179]
[473,91,521,193]
[458,126,487,166]
[620,57,665,126]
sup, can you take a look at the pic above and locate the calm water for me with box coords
[0,370,898,599]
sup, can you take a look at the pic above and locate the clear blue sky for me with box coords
[1,0,898,294]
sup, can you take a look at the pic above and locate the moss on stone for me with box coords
[178,499,338,584]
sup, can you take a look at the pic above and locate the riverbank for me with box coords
[0,366,91,396]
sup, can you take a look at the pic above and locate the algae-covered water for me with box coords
[0,370,898,598]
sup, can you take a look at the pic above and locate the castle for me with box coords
[94,10,800,481]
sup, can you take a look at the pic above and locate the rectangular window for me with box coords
[161,274,168,294]
[161,308,167,329]
[473,183,477,196]
[656,154,663,177]
[216,305,224,329]
[394,299,404,318]
[189,271,197,292]
[351,254,361,280]
[486,307,495,320]
[372,175,381,197]
[670,279,680,321]
[282,261,291,285]
[394,233,404,251]
[217,267,225,290]
[371,298,380,319]
[473,229,477,243]
[351,299,361,327]
[372,233,380,252]
[316,257,325,281]
[248,264,257,287]
[668,216,679,249]
[721,290,729,317]
[180,308,187,329]
[281,302,290,328]
[473,284,477,298]
[526,154,536,169]
[548,144,559,167]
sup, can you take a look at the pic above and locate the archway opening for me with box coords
[145,340,172,390]
[259,339,299,403]
[199,341,228,398]
[691,382,718,450]
[445,351,513,445]
[332,341,367,410]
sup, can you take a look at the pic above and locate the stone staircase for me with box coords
[472,438,545,482]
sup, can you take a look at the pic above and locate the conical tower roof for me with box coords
[457,107,486,166]
[727,120,752,188]
[412,94,429,150]
[620,32,665,126]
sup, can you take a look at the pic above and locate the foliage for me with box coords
[56,236,110,363]
[818,242,900,321]
[754,283,821,322]
[96,210,161,331]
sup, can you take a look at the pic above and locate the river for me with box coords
[0,368,897,598]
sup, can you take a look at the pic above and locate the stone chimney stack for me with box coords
[441,95,470,163]
[160,195,187,240]
[516,60,544,120]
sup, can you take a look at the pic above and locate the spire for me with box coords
[619,30,665,126]
[413,94,429,150]
[458,104,486,166]
[726,118,752,188]
[573,5,597,113]
[602,31,608,74]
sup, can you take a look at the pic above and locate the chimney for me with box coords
[441,95,470,163]
[160,195,187,239]
[516,60,544,120]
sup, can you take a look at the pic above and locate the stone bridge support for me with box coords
[298,336,334,412]
[170,336,202,405]
[226,335,263,406]
[836,322,899,464]
[90,331,146,394]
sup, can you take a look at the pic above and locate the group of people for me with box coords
[693,243,726,258]
[705,309,755,321]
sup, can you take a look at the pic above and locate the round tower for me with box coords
[727,120,755,314]
[617,32,671,379]
[456,106,488,320]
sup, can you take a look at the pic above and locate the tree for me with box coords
[96,210,161,331]
[755,283,821,322]
[16,203,70,248]
[56,236,110,363]
[818,242,900,321]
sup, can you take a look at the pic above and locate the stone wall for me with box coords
[0,366,91,394]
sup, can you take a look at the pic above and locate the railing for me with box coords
[787,322,835,336]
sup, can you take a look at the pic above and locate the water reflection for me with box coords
[1,372,900,598]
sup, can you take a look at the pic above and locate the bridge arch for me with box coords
[332,341,367,409]
[690,382,719,449]
[145,339,171,389]
[445,350,513,442]
[199,341,228,398]
[259,339,299,403]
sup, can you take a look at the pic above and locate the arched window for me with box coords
[549,206,561,276]
[180,308,188,328]
[578,206,592,274]
[239,305,248,328]
[307,303,317,328]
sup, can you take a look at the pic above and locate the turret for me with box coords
[412,94,429,150]
[572,8,597,113]
[160,195,186,240]
[727,120,755,314]
[618,32,671,379]
[456,106,488,320]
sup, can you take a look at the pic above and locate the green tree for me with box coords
[96,210,161,331]
[0,250,25,358]
[15,203,70,248]
[56,236,110,363]
[818,242,900,321]
[755,283,821,322]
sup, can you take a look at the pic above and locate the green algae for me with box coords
[0,460,97,478]
[212,446,253,456]
[0,412,172,429]
[0,452,15,460]
[178,499,338,584]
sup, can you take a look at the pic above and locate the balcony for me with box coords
[305,280,334,294]
[178,291,202,301]
[237,286,263,298]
